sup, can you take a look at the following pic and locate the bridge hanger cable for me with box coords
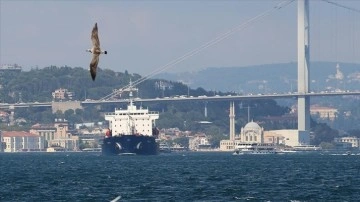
[100,0,295,101]
[321,0,360,66]
[321,0,360,14]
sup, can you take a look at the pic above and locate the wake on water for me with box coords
[110,195,121,202]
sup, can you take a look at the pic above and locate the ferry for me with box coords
[233,143,277,155]
[159,142,171,153]
[291,145,321,151]
[277,145,322,154]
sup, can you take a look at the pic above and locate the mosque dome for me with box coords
[244,121,261,131]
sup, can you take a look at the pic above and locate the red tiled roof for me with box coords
[2,131,40,137]
[0,111,9,116]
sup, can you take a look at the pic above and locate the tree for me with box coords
[64,109,75,120]
[311,122,338,145]
[173,137,189,148]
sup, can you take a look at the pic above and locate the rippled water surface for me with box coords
[1,152,360,201]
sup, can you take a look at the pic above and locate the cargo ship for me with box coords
[101,85,160,155]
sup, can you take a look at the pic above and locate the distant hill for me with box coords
[155,62,360,94]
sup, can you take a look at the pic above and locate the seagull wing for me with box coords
[91,23,100,48]
[90,54,100,81]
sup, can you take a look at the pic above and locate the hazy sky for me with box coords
[1,0,360,76]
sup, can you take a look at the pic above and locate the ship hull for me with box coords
[102,135,158,155]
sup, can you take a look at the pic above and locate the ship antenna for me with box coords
[129,79,133,106]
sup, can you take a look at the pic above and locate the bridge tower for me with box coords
[204,101,208,118]
[8,105,15,126]
[297,0,310,144]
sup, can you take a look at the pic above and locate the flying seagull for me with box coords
[86,23,107,81]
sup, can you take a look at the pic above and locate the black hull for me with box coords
[102,135,158,155]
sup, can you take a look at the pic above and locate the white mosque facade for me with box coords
[219,102,311,152]
[220,121,310,151]
[239,121,264,144]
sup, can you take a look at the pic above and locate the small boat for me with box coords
[119,153,136,156]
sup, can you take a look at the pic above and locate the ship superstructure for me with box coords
[104,99,159,137]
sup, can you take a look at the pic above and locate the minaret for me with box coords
[229,102,235,141]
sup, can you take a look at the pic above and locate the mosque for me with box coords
[219,103,310,152]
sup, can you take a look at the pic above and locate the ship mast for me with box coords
[125,79,138,106]
[124,80,138,134]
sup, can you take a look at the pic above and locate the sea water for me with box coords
[1,152,360,201]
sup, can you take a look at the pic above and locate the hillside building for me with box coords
[310,105,338,121]
[0,64,22,73]
[52,88,74,100]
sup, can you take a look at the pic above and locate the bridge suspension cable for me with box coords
[99,0,296,101]
[322,0,360,14]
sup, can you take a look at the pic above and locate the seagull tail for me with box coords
[90,69,96,81]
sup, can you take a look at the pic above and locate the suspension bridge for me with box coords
[0,0,359,141]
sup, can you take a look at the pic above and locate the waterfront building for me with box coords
[2,131,44,152]
[264,130,308,147]
[47,119,79,151]
[0,131,3,152]
[334,137,360,149]
[30,123,56,148]
[189,134,212,151]
[219,140,238,151]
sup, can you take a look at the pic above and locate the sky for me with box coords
[1,0,360,76]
